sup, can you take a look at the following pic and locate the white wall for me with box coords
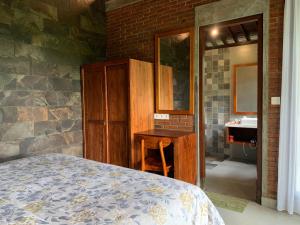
[230,44,258,119]
[228,44,258,162]
[229,44,258,66]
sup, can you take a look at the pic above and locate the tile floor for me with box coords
[205,158,257,201]
[218,202,300,225]
[204,158,300,224]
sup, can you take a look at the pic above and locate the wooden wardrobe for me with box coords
[81,59,154,168]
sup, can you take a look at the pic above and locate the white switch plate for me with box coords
[154,113,170,120]
[271,97,281,105]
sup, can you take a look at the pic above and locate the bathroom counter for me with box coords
[225,123,257,129]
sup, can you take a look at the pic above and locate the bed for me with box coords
[0,154,225,225]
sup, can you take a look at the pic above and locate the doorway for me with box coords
[199,14,263,203]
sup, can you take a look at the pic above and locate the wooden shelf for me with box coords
[226,126,257,146]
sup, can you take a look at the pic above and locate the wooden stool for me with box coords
[141,137,172,176]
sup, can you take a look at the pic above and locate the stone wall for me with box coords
[0,0,106,161]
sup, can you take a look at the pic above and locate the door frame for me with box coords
[198,14,263,203]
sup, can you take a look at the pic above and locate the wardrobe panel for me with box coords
[82,65,107,162]
[108,124,129,167]
[159,65,174,110]
[85,122,106,162]
[129,59,154,168]
[106,64,129,121]
[106,64,129,167]
[83,67,106,121]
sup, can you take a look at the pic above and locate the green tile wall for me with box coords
[0,0,106,161]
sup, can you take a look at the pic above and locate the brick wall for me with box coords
[107,0,216,132]
[267,0,284,199]
[106,0,285,199]
[154,115,194,131]
[107,0,216,62]
[0,0,106,161]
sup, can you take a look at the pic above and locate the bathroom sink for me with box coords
[225,117,257,128]
[241,117,257,126]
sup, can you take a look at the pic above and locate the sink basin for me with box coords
[241,117,257,126]
[225,117,257,128]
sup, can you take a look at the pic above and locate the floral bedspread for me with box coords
[0,154,225,225]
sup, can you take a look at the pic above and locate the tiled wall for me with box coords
[204,48,230,157]
[0,0,106,161]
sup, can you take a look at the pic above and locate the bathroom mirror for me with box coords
[155,28,194,114]
[233,63,258,115]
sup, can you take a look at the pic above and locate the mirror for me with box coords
[233,63,258,115]
[155,28,194,114]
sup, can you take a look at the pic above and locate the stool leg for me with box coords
[159,141,168,176]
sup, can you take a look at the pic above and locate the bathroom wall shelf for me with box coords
[226,126,257,145]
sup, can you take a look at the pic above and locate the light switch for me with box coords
[154,113,170,120]
[271,97,281,105]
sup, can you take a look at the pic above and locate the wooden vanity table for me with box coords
[225,120,257,146]
[133,129,196,184]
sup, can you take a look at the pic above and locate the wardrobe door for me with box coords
[106,63,129,167]
[82,65,107,162]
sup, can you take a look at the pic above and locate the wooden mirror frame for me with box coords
[233,63,258,115]
[155,27,195,115]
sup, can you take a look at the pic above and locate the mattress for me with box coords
[0,154,225,225]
